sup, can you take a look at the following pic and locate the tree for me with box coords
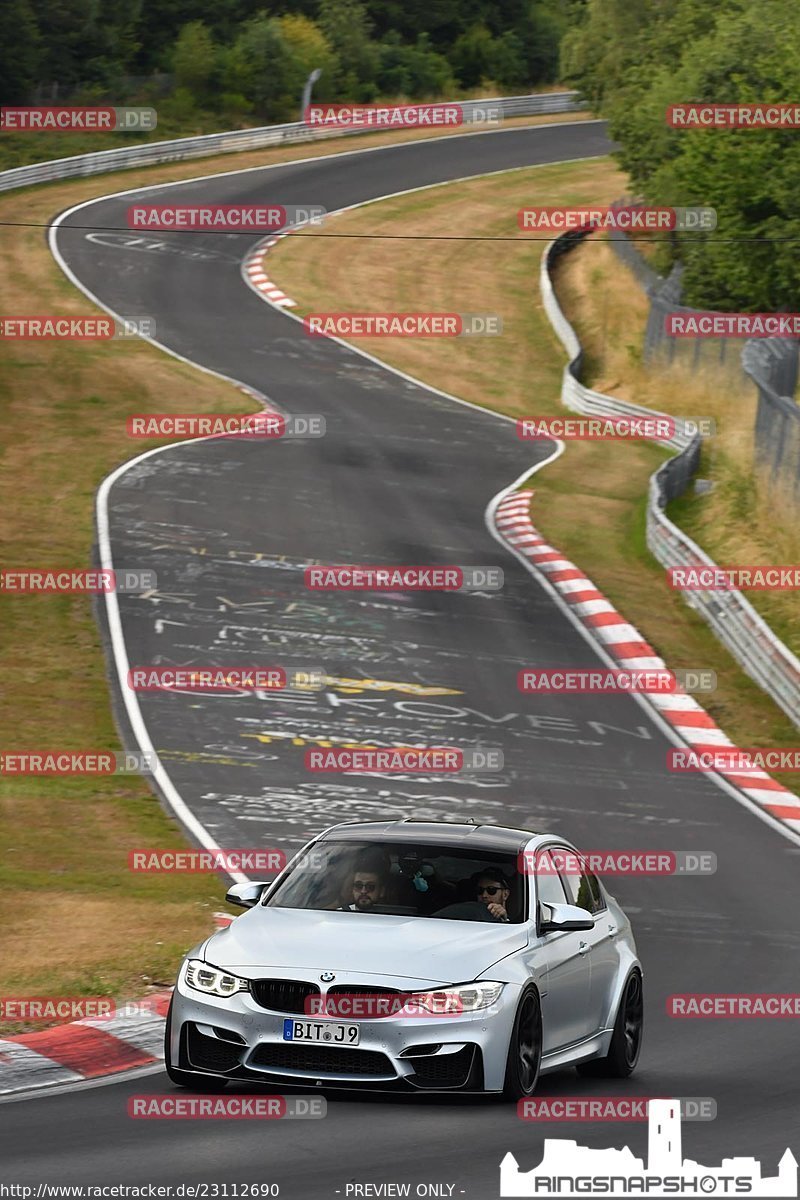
[225,13,305,120]
[173,21,218,102]
[451,23,494,90]
[0,0,41,102]
[317,0,379,98]
[277,13,338,100]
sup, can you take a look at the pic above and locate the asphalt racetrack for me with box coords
[4,120,799,1195]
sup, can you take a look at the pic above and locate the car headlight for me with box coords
[184,959,249,998]
[402,981,504,1015]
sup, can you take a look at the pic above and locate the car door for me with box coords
[555,849,620,1034]
[527,848,595,1053]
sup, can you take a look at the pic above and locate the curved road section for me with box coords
[5,122,798,1194]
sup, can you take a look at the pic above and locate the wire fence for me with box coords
[608,234,800,498]
[541,227,800,729]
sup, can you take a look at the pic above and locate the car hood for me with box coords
[202,907,528,986]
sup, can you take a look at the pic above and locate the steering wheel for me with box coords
[431,900,498,923]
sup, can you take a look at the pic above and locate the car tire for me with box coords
[163,998,229,1092]
[576,969,643,1079]
[502,987,542,1100]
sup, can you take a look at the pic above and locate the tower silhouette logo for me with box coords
[500,1099,797,1197]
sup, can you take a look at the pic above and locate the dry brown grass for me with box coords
[557,238,800,654]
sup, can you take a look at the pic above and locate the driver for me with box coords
[474,868,512,923]
[340,851,388,912]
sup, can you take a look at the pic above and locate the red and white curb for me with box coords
[243,238,297,308]
[0,992,172,1096]
[494,489,800,832]
[0,915,234,1096]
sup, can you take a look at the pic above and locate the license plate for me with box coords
[283,1018,360,1046]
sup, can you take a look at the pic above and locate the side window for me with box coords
[535,850,569,919]
[584,868,606,913]
[553,847,605,915]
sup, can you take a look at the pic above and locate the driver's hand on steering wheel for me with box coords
[487,901,509,922]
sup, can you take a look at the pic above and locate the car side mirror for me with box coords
[225,882,269,909]
[540,901,595,932]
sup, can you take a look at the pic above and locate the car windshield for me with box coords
[264,839,526,923]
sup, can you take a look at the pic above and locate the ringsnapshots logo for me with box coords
[304,102,502,128]
[0,568,155,593]
[127,204,325,232]
[126,412,325,439]
[1,750,156,776]
[500,1098,796,1198]
[303,312,502,337]
[305,746,503,774]
[127,666,324,693]
[1,106,157,131]
[518,668,717,694]
[667,102,800,128]
[0,316,156,339]
[517,205,717,233]
[305,565,503,591]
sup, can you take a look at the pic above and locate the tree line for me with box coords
[562,0,800,311]
[1,0,579,118]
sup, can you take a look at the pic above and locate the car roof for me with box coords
[319,819,544,854]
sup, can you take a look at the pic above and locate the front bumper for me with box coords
[169,969,521,1093]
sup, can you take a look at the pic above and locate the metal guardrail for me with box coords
[0,91,582,195]
[541,228,800,729]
